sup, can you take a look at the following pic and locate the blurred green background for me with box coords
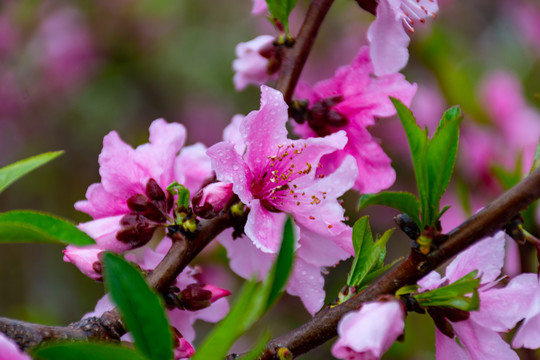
[0,0,539,358]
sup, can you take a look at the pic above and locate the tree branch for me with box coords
[0,209,234,349]
[275,0,335,103]
[258,168,540,359]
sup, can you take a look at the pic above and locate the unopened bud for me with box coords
[178,284,231,311]
[192,182,234,219]
[173,328,195,359]
[145,178,166,201]
[116,214,157,248]
[63,245,103,281]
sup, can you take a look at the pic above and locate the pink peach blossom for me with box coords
[233,35,277,91]
[294,47,416,193]
[367,0,438,76]
[331,300,405,360]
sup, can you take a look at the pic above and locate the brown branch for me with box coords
[0,209,233,350]
[258,168,540,359]
[275,0,335,103]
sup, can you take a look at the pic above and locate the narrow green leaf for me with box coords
[359,256,403,290]
[34,343,149,360]
[426,106,462,223]
[348,222,393,287]
[391,98,430,226]
[266,217,295,308]
[266,0,287,26]
[415,270,480,311]
[192,280,263,360]
[195,219,296,359]
[0,210,95,245]
[166,181,190,209]
[347,217,373,286]
[0,151,63,195]
[103,253,173,360]
[240,332,272,360]
[358,192,421,228]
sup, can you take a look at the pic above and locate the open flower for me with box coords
[66,119,213,277]
[418,232,538,359]
[367,0,438,76]
[208,86,356,313]
[332,300,405,360]
[294,47,416,193]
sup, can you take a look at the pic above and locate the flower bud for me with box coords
[173,328,195,359]
[178,283,231,311]
[145,178,166,201]
[62,245,103,281]
[116,214,157,248]
[233,35,278,91]
[192,182,233,219]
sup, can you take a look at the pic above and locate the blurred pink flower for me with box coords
[0,332,31,360]
[367,0,438,76]
[294,47,417,193]
[506,0,540,54]
[418,232,538,359]
[35,9,98,91]
[233,35,278,91]
[479,70,540,170]
[331,300,405,360]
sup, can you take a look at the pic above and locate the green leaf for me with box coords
[240,332,272,360]
[192,280,262,360]
[194,219,296,359]
[348,217,394,288]
[391,98,430,225]
[265,0,299,32]
[0,210,95,245]
[392,98,462,227]
[34,343,149,360]
[426,106,462,222]
[266,217,295,308]
[414,270,480,311]
[359,256,403,291]
[0,151,63,195]
[103,253,173,360]
[358,192,421,228]
[166,181,190,209]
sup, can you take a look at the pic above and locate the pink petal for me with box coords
[135,119,186,190]
[218,230,274,281]
[445,232,505,284]
[75,183,128,218]
[417,270,444,291]
[207,141,253,204]
[286,257,326,315]
[241,86,289,171]
[251,0,268,14]
[512,279,540,349]
[332,301,404,358]
[223,114,246,155]
[0,333,31,360]
[63,245,103,281]
[453,320,519,360]
[367,0,411,76]
[175,143,213,194]
[471,273,538,332]
[434,329,468,360]
[244,200,289,253]
[78,215,130,252]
